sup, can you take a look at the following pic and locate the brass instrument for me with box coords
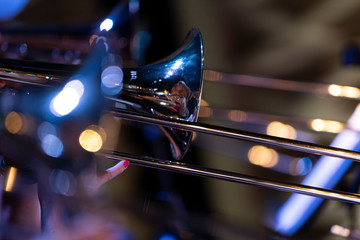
[1,27,360,207]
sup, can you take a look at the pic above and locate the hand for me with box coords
[96,159,129,189]
[82,159,130,193]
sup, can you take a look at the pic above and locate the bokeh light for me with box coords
[41,134,64,158]
[289,157,313,176]
[248,145,278,168]
[18,43,27,55]
[328,84,360,99]
[267,121,297,139]
[37,121,57,140]
[330,225,351,238]
[79,125,106,152]
[5,111,23,134]
[5,167,17,192]
[310,118,343,133]
[328,84,342,96]
[65,79,84,96]
[100,18,113,31]
[101,65,123,95]
[50,79,84,117]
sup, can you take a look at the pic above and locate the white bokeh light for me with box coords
[50,79,84,117]
[64,80,84,96]
[100,18,114,31]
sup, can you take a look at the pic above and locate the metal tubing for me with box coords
[109,109,360,162]
[104,151,360,204]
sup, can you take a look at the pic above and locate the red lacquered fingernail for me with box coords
[123,160,129,169]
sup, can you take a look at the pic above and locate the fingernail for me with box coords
[123,160,129,169]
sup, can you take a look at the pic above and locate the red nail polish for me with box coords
[123,160,129,169]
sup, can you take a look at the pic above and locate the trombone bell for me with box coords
[110,27,203,160]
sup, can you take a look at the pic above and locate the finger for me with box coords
[96,160,129,188]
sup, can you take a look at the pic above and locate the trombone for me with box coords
[1,27,360,205]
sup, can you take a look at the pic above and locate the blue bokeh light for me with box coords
[296,157,313,176]
[37,121,57,140]
[41,134,63,158]
[101,65,123,95]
